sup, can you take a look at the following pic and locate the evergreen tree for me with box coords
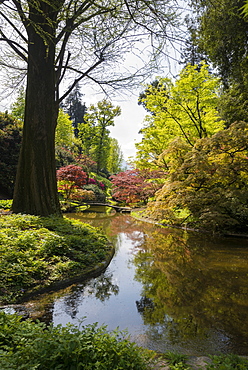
[62,83,86,137]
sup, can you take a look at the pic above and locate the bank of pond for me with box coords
[0,206,248,368]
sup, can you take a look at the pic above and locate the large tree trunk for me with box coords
[12,2,62,216]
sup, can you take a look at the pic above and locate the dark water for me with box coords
[28,209,248,356]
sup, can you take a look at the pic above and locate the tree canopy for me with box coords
[136,62,224,169]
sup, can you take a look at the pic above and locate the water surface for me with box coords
[29,210,248,356]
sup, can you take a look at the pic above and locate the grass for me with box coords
[0,213,112,304]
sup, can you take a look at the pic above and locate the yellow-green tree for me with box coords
[136,62,225,170]
[55,109,75,149]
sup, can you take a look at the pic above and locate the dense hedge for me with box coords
[0,214,112,304]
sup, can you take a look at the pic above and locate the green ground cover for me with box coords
[0,214,112,304]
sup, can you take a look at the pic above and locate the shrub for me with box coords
[0,312,153,370]
[83,184,106,202]
[76,154,97,173]
[57,180,77,200]
[0,214,111,303]
[0,199,13,210]
[55,147,77,169]
[110,169,164,205]
[69,188,96,202]
[206,354,248,370]
[146,122,248,232]
[0,113,22,196]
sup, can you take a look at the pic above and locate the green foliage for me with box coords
[0,214,111,304]
[192,0,248,89]
[164,351,188,365]
[90,173,112,190]
[107,137,124,174]
[206,354,248,370]
[55,147,77,169]
[162,352,190,370]
[0,112,23,196]
[146,121,248,232]
[0,312,152,370]
[55,109,75,149]
[0,199,13,210]
[136,63,224,169]
[191,0,248,125]
[10,88,25,121]
[83,184,106,203]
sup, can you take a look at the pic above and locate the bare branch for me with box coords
[0,30,27,62]
[58,55,105,103]
[0,10,28,43]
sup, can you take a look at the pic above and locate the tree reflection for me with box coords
[61,272,119,319]
[85,273,119,301]
[133,229,248,344]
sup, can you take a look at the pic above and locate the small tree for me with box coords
[56,109,75,149]
[56,165,87,188]
[107,138,124,174]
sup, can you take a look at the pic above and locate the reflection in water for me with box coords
[29,211,248,356]
[132,229,248,354]
[59,272,119,319]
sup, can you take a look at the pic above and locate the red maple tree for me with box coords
[110,169,165,205]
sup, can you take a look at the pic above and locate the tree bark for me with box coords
[12,1,62,216]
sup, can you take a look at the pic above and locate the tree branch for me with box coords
[58,55,105,103]
[0,31,27,62]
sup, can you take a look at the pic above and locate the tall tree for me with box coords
[0,0,179,216]
[62,83,86,137]
[107,138,124,174]
[80,99,121,174]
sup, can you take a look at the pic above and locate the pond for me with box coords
[26,208,248,356]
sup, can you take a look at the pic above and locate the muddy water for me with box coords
[28,210,248,356]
